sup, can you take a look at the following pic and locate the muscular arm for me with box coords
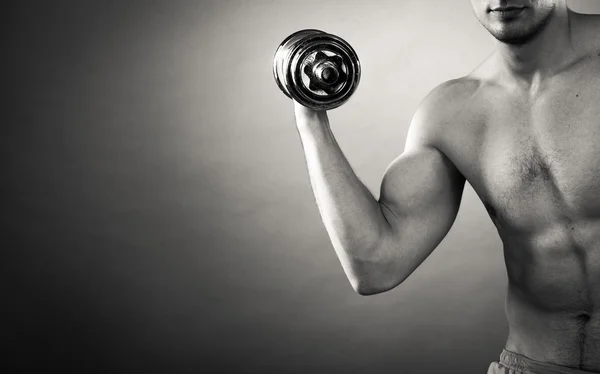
[378,87,466,290]
[294,81,466,295]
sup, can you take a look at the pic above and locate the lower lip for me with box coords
[492,8,525,19]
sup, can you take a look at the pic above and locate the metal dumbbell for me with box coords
[273,29,361,111]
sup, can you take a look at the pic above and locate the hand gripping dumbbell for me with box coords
[273,29,361,111]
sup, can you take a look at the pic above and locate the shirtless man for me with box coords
[291,1,600,372]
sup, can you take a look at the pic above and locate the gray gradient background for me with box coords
[4,0,600,373]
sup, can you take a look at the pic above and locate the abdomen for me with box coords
[502,220,600,370]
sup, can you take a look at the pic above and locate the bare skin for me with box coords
[293,0,600,371]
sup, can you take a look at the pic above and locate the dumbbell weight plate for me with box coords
[273,29,361,111]
[273,29,323,100]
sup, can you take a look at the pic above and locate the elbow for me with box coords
[345,244,407,296]
[350,274,403,296]
[354,283,388,296]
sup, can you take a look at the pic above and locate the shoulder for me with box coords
[405,76,483,150]
[415,77,481,120]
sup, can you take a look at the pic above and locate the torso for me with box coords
[436,13,600,371]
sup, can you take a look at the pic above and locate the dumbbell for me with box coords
[273,29,361,111]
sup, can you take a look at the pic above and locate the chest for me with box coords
[450,66,600,228]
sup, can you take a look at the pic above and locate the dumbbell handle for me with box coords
[313,62,340,85]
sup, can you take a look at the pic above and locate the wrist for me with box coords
[293,102,330,132]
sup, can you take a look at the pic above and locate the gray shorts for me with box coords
[487,349,600,374]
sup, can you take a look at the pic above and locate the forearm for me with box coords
[295,107,393,292]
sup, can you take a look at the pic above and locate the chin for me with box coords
[483,5,557,45]
[492,30,537,45]
[487,21,541,45]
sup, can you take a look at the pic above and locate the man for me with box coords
[291,1,600,373]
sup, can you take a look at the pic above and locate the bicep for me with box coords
[378,145,465,281]
[376,78,471,285]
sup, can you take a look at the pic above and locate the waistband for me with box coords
[500,349,600,374]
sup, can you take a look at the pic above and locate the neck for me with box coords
[495,6,576,85]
